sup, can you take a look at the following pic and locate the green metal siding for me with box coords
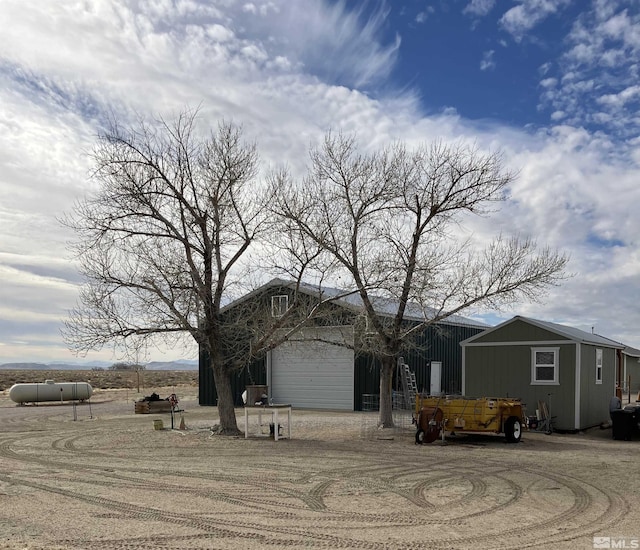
[471,319,571,344]
[464,343,577,430]
[199,320,485,409]
[624,356,640,395]
[464,345,533,398]
[198,349,266,407]
[579,345,616,428]
[549,344,577,431]
[198,281,486,409]
[353,323,485,410]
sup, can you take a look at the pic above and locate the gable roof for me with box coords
[224,277,488,329]
[461,315,626,349]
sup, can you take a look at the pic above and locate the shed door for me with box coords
[270,327,354,410]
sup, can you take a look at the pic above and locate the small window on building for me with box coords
[595,348,603,384]
[271,295,289,318]
[531,347,559,385]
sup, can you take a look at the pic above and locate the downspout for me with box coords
[616,348,623,399]
[574,342,581,431]
[461,344,466,396]
[266,350,272,402]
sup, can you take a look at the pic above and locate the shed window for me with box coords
[595,348,603,384]
[271,295,289,318]
[531,347,559,385]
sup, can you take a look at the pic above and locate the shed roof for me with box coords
[224,278,488,329]
[623,346,640,358]
[461,315,626,349]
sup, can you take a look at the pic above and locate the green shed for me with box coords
[461,316,624,431]
[622,346,640,397]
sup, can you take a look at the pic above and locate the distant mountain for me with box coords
[0,360,198,371]
[145,360,198,371]
[0,362,51,370]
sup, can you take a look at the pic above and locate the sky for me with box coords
[1,0,639,364]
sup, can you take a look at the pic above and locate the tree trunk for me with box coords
[210,358,241,435]
[378,356,395,428]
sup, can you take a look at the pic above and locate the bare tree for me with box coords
[62,110,327,434]
[271,133,569,428]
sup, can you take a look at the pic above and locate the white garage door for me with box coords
[270,327,354,410]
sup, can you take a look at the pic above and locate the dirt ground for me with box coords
[0,384,639,550]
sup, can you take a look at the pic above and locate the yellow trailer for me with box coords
[414,395,525,444]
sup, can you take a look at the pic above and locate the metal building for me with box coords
[199,279,487,410]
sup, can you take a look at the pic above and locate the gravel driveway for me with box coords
[1,387,639,549]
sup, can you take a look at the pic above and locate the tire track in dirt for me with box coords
[0,472,414,550]
[0,434,338,514]
[0,428,631,549]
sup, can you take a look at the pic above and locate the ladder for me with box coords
[399,360,418,410]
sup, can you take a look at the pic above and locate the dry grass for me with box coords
[0,369,198,392]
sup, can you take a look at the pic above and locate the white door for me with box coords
[270,327,354,410]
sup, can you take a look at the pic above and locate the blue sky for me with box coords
[388,1,573,125]
[363,1,639,135]
[0,0,639,364]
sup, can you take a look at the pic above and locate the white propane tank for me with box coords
[8,380,93,404]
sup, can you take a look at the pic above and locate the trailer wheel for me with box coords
[504,416,522,443]
[415,427,440,444]
[417,407,443,444]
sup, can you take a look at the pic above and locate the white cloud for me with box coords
[539,77,557,88]
[597,85,640,107]
[0,0,408,363]
[242,3,257,14]
[538,61,552,75]
[500,0,572,41]
[538,1,640,138]
[1,0,640,364]
[229,1,401,89]
[416,6,435,24]
[480,50,496,71]
[205,23,235,42]
[463,0,496,17]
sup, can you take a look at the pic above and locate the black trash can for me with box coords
[612,409,635,441]
[624,404,640,432]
